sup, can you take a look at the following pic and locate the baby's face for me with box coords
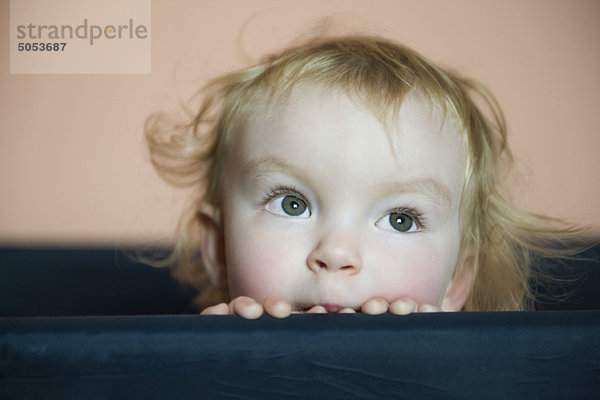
[219,86,468,311]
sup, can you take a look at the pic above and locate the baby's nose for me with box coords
[306,233,362,275]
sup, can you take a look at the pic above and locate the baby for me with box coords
[145,35,581,318]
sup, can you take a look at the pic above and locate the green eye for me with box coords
[281,195,308,216]
[264,187,311,218]
[389,212,415,232]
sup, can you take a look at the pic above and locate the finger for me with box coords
[305,305,327,314]
[361,297,389,315]
[200,303,231,315]
[389,297,418,315]
[419,303,442,313]
[263,297,293,318]
[229,296,264,319]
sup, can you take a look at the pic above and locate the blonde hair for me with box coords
[145,35,584,311]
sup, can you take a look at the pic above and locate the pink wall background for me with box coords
[1,0,599,245]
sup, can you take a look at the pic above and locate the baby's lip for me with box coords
[322,303,344,313]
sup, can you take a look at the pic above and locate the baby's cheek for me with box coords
[374,252,451,306]
[227,243,292,301]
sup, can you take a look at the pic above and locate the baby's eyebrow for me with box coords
[244,156,306,179]
[377,179,454,208]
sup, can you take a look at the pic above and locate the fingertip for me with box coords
[265,297,292,318]
[200,303,230,315]
[244,304,264,319]
[231,297,264,319]
[419,304,441,313]
[389,297,418,315]
[241,302,264,319]
[361,297,388,315]
[306,305,327,314]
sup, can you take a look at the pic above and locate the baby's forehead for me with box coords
[233,84,467,171]
[240,84,465,146]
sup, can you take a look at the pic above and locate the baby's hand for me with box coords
[201,296,440,319]
[361,296,442,315]
[200,296,293,319]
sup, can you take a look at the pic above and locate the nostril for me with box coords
[311,261,358,273]
[307,250,362,274]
